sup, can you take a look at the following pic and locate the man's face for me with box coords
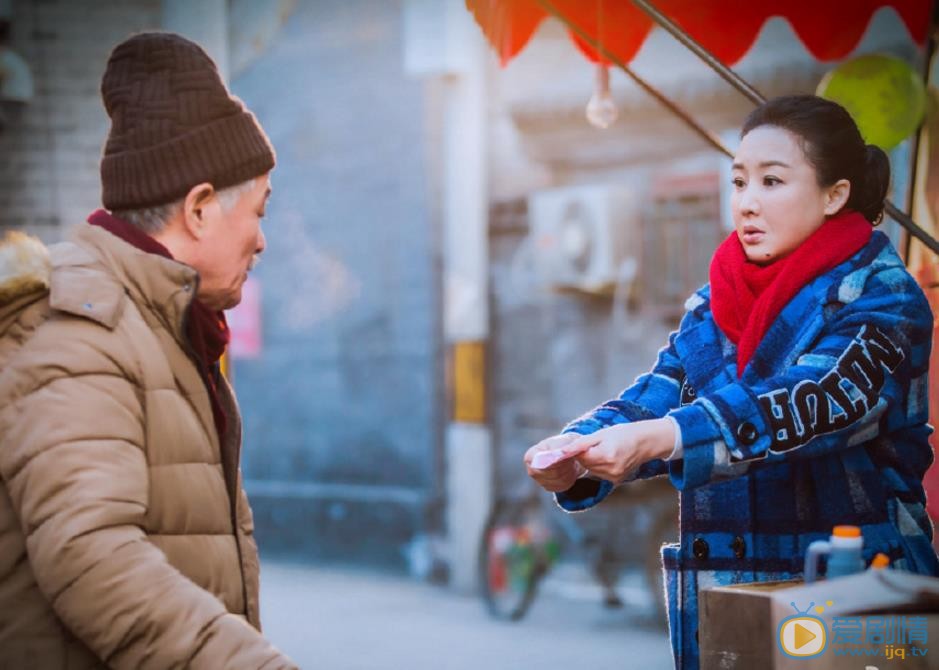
[193,173,271,311]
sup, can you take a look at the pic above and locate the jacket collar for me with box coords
[741,232,892,382]
[678,232,894,389]
[52,223,198,345]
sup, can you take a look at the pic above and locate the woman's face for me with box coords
[731,125,848,264]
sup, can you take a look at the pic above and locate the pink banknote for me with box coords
[530,439,596,470]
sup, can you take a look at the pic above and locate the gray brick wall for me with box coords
[0,0,161,240]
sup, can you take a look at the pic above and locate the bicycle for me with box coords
[479,475,676,621]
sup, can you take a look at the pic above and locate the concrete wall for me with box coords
[229,0,445,571]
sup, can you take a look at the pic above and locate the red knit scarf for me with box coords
[709,210,872,376]
[88,209,230,441]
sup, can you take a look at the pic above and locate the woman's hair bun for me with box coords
[852,144,890,225]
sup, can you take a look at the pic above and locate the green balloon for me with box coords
[817,53,926,151]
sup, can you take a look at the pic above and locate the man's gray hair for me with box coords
[112,177,259,234]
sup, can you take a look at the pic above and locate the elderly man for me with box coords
[0,33,296,668]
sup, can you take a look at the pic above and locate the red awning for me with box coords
[467,0,932,67]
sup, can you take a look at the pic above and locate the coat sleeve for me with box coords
[665,264,932,491]
[562,317,689,436]
[555,303,702,511]
[0,332,297,670]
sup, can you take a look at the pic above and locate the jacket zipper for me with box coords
[179,281,250,620]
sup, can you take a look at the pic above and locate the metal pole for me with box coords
[888,201,939,255]
[629,0,939,255]
[533,0,733,158]
[630,0,765,106]
[532,0,939,253]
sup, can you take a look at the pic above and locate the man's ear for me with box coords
[824,178,851,217]
[182,182,216,239]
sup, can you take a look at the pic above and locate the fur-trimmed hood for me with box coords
[0,231,51,307]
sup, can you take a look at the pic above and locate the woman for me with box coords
[524,95,939,669]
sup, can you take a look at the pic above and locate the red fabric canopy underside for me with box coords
[466,0,932,67]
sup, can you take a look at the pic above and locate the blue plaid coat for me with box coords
[555,232,939,669]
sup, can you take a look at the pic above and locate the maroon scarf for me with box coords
[709,210,872,376]
[88,209,230,441]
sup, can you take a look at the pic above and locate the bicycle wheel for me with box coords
[478,497,550,621]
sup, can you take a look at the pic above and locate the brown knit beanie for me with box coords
[100,32,275,211]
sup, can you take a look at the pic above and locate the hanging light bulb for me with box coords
[586,63,618,129]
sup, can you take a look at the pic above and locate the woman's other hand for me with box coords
[524,433,594,493]
[570,419,676,482]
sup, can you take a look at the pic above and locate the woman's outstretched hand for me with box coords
[524,419,675,491]
[524,433,595,493]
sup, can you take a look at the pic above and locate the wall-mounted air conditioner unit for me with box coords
[528,183,639,293]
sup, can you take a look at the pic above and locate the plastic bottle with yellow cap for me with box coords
[804,525,865,583]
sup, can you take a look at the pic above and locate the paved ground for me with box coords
[260,561,673,670]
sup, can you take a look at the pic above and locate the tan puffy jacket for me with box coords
[0,226,297,669]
